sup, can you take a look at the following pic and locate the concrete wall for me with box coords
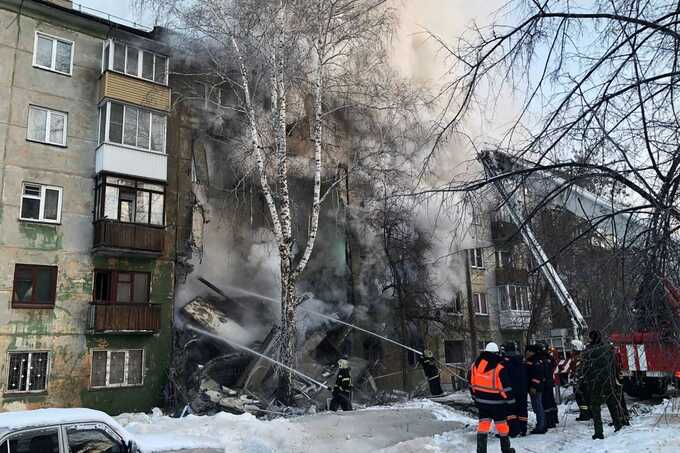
[0,5,174,414]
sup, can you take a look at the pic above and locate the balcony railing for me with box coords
[88,303,161,334]
[490,220,519,243]
[495,268,530,284]
[499,309,531,331]
[93,220,164,257]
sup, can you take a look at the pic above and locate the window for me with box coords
[66,424,125,453]
[98,102,166,153]
[91,350,144,388]
[94,270,150,304]
[94,175,165,226]
[473,292,488,315]
[20,183,62,223]
[27,106,67,146]
[12,264,57,308]
[498,285,530,311]
[469,248,484,268]
[448,293,463,314]
[102,40,169,85]
[33,32,73,75]
[444,341,465,364]
[6,428,59,453]
[6,351,49,393]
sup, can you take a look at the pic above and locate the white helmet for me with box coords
[485,342,500,353]
[571,339,585,351]
[338,359,349,369]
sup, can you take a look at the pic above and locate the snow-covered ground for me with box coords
[115,397,680,452]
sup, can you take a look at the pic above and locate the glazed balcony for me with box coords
[88,302,161,334]
[495,268,530,285]
[93,220,164,257]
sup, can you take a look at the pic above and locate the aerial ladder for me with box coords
[479,150,680,397]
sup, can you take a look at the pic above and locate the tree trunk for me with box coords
[277,247,297,404]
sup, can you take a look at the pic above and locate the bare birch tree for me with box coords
[137,0,397,402]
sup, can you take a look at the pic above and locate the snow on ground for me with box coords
[115,397,680,453]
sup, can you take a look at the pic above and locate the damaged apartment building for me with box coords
[0,0,534,415]
[0,0,183,413]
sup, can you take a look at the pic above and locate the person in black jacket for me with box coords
[502,342,528,437]
[419,349,444,396]
[542,346,559,429]
[526,345,547,434]
[469,342,516,453]
[330,359,353,411]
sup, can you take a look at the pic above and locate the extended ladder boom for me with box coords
[480,152,588,340]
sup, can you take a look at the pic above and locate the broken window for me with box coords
[20,183,62,223]
[90,350,144,388]
[444,341,465,364]
[6,351,49,393]
[7,428,59,453]
[66,425,125,453]
[93,270,150,304]
[12,264,57,308]
[94,174,165,226]
[33,32,73,75]
[27,106,67,146]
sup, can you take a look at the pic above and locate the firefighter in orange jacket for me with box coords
[469,342,516,453]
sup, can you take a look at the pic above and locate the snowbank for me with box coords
[116,410,307,452]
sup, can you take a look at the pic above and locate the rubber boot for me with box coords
[476,433,487,453]
[500,436,515,453]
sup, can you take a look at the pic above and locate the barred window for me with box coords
[6,351,49,393]
[91,350,144,388]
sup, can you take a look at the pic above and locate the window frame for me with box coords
[98,101,167,154]
[102,39,169,85]
[498,285,531,312]
[26,105,68,147]
[19,182,63,224]
[32,31,74,76]
[94,173,166,226]
[5,350,50,394]
[11,264,58,309]
[469,248,485,269]
[473,292,488,315]
[65,422,126,453]
[93,269,151,304]
[89,349,145,389]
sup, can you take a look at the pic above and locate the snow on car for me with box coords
[0,408,139,453]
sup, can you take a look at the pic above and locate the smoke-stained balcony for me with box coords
[93,220,164,257]
[88,302,161,334]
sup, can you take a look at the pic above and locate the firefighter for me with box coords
[526,345,547,434]
[330,359,353,411]
[469,342,516,453]
[580,330,622,439]
[570,339,591,421]
[501,342,528,437]
[542,345,559,428]
[419,349,444,396]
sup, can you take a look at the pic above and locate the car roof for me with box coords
[0,408,130,441]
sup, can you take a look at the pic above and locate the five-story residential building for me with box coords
[0,0,176,414]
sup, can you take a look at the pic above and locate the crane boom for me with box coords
[480,152,588,340]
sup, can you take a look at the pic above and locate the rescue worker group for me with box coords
[330,329,629,453]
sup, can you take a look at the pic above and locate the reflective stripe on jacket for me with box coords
[469,352,514,405]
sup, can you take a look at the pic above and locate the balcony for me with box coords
[495,268,529,285]
[491,219,519,243]
[93,220,164,257]
[96,143,167,182]
[499,309,531,330]
[88,303,161,334]
[100,71,171,112]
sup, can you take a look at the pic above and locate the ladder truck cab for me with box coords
[481,151,680,398]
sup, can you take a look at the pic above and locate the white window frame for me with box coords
[102,39,169,85]
[473,292,488,315]
[90,349,145,389]
[98,101,167,154]
[5,350,50,394]
[32,31,74,76]
[470,248,485,269]
[19,182,63,224]
[27,105,68,147]
[498,285,531,312]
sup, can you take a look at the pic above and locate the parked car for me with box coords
[0,408,140,453]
